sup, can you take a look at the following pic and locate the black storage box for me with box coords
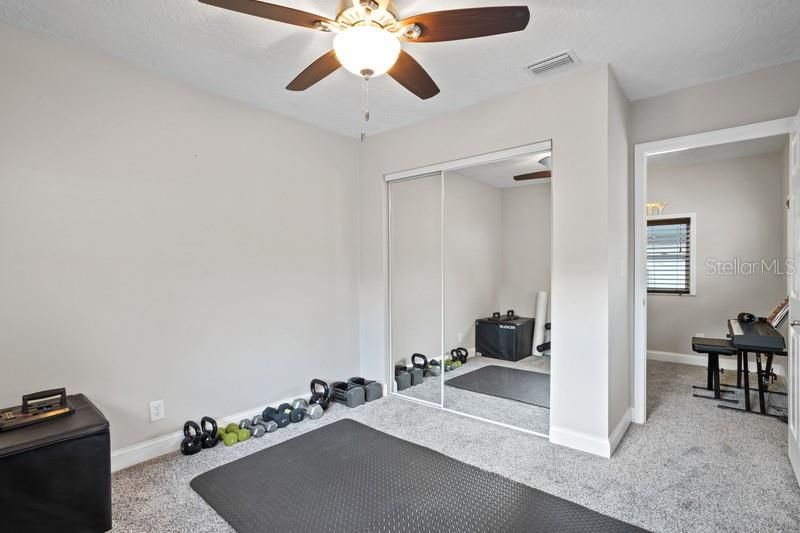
[475,315,535,361]
[0,394,111,533]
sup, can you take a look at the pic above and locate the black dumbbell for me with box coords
[278,402,305,423]
[180,420,203,456]
[263,406,290,428]
[310,379,332,410]
[199,416,219,449]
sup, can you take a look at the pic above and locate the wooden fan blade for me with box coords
[399,7,530,43]
[199,0,334,30]
[388,50,440,100]
[513,171,551,181]
[286,51,341,91]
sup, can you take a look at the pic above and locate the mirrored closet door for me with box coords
[388,172,444,406]
[442,152,552,435]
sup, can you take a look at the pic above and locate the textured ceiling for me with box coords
[1,0,799,137]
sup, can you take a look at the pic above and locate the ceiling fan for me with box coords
[198,0,531,100]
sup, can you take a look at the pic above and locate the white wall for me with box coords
[443,172,502,351]
[647,153,786,354]
[499,184,551,319]
[0,23,360,450]
[358,66,632,456]
[607,73,632,433]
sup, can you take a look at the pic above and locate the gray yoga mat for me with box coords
[191,419,646,533]
[446,365,550,408]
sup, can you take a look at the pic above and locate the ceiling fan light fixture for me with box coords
[333,25,401,78]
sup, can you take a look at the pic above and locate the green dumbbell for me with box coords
[218,425,239,447]
[224,422,250,443]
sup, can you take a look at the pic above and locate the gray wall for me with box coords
[0,23,360,450]
[647,153,786,354]
[499,184,552,319]
[631,60,800,144]
[444,172,502,351]
[389,175,443,366]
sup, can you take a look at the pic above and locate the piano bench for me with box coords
[692,337,737,402]
[691,337,737,355]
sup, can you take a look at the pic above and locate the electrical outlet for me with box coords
[457,332,464,344]
[149,400,165,422]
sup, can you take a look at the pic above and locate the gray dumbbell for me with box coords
[331,381,366,408]
[239,418,266,438]
[427,360,442,377]
[348,377,383,402]
[395,364,411,391]
[291,398,323,420]
[251,415,278,435]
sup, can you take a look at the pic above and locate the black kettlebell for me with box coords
[412,353,428,370]
[310,378,332,410]
[180,420,203,456]
[199,416,219,449]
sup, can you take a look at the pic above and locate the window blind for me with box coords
[647,217,691,294]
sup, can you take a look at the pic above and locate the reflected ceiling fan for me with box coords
[513,153,552,181]
[198,0,531,100]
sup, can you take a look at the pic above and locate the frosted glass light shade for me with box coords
[333,26,401,78]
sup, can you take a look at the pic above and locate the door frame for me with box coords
[633,117,796,424]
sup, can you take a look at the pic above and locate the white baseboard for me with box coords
[609,408,632,456]
[549,425,612,458]
[110,390,307,473]
[647,350,786,376]
[550,407,632,459]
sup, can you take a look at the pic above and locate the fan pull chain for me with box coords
[360,77,370,142]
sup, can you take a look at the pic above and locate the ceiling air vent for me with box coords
[526,50,579,75]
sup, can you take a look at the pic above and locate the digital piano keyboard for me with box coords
[727,319,785,353]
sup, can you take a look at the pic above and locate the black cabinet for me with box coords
[0,394,111,533]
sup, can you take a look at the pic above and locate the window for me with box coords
[647,215,695,295]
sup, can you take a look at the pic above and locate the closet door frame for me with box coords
[385,140,552,431]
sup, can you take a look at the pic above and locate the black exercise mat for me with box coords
[191,419,646,533]
[446,365,550,408]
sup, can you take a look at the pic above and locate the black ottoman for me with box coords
[0,394,111,533]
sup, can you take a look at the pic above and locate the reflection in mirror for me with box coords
[389,173,443,405]
[442,151,552,434]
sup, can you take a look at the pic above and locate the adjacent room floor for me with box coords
[111,361,800,532]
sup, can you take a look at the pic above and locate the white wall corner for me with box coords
[790,430,800,487]
[550,407,632,458]
[609,407,632,456]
